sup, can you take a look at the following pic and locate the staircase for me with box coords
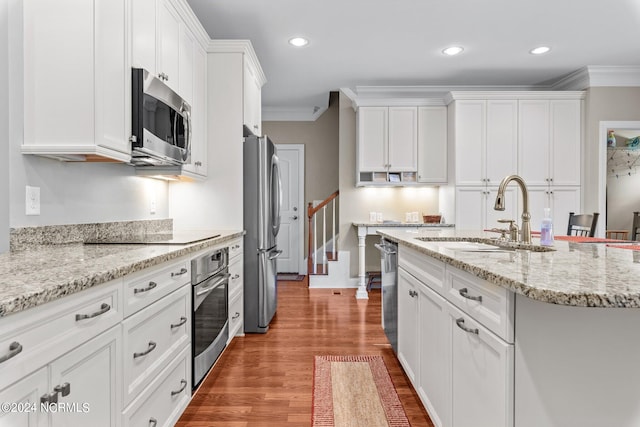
[307,191,348,287]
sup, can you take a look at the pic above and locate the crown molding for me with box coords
[173,0,210,49]
[207,40,267,87]
[445,90,586,104]
[552,66,640,90]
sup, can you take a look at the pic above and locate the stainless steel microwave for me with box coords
[130,68,191,166]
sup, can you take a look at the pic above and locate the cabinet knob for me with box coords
[194,161,202,167]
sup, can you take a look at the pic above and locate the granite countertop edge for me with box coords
[379,230,640,309]
[0,230,245,318]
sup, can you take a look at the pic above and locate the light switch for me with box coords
[26,186,40,215]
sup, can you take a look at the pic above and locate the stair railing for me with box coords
[307,190,339,275]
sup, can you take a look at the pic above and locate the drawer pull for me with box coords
[149,418,158,427]
[170,316,187,329]
[171,379,188,396]
[232,274,240,280]
[0,341,23,364]
[40,382,70,405]
[75,303,111,321]
[133,341,157,359]
[171,268,188,277]
[459,287,483,302]
[134,281,157,295]
[456,317,479,335]
[232,244,240,249]
[54,382,71,397]
[232,312,241,320]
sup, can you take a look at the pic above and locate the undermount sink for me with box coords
[415,238,555,253]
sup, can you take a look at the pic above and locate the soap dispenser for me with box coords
[540,208,554,246]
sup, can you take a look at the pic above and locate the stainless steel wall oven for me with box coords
[192,248,229,388]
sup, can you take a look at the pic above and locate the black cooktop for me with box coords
[84,231,221,245]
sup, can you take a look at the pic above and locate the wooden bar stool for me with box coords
[606,230,629,240]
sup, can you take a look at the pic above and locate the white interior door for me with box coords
[275,144,304,273]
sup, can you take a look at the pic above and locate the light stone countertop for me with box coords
[379,228,640,308]
[352,222,455,228]
[0,230,244,318]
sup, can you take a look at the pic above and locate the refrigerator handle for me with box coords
[271,154,282,237]
[268,249,283,260]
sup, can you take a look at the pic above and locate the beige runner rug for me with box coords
[312,355,410,427]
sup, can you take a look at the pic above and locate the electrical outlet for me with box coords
[150,195,156,215]
[26,186,40,215]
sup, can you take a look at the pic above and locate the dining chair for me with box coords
[606,230,629,240]
[632,212,640,241]
[567,212,599,237]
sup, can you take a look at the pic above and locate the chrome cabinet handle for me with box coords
[170,317,187,329]
[408,290,418,298]
[194,161,202,166]
[149,418,158,427]
[253,125,258,130]
[171,379,188,396]
[231,274,240,280]
[456,317,479,335]
[133,341,157,359]
[0,341,23,364]
[232,312,240,320]
[232,244,241,249]
[41,382,70,404]
[134,281,157,294]
[75,303,111,321]
[459,287,483,302]
[171,268,188,277]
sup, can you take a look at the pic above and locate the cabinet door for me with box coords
[131,0,156,74]
[417,283,451,427]
[550,100,581,186]
[243,61,262,136]
[158,0,180,92]
[397,269,419,385]
[518,100,550,186]
[550,186,581,234]
[449,306,514,427]
[357,107,388,171]
[49,327,121,427]
[183,44,207,176]
[455,188,485,231]
[178,25,194,106]
[454,101,486,186]
[95,0,130,155]
[418,106,448,183]
[486,100,518,186]
[0,368,48,427]
[388,107,418,171]
[525,186,551,232]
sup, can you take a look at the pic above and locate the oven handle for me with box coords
[195,273,230,297]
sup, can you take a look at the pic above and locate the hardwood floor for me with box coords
[177,279,434,427]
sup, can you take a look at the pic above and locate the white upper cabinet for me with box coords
[358,107,388,172]
[158,0,181,93]
[22,0,131,162]
[131,0,157,75]
[388,107,418,172]
[182,43,207,177]
[518,99,581,187]
[454,100,517,186]
[244,60,263,136]
[417,106,448,184]
[178,25,195,107]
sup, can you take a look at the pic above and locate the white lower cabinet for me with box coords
[449,305,513,427]
[48,326,121,427]
[398,245,514,427]
[0,367,48,427]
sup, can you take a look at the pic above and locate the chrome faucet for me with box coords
[494,174,532,244]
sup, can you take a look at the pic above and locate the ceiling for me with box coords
[187,0,640,120]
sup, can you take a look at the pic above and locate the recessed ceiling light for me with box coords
[530,46,551,55]
[442,46,464,56]
[288,37,309,47]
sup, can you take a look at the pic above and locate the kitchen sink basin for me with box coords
[414,238,555,253]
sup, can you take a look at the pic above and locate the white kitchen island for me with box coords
[379,228,640,427]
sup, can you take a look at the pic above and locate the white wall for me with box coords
[0,0,9,252]
[7,0,170,229]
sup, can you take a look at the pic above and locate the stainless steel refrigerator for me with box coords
[243,134,282,333]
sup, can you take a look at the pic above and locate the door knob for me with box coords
[293,207,298,211]
[292,215,298,220]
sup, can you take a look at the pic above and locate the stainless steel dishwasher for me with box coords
[375,238,398,353]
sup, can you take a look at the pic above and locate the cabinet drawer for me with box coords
[229,238,243,260]
[399,244,446,296]
[446,266,514,342]
[228,292,243,341]
[124,258,190,317]
[122,285,190,406]
[228,257,243,301]
[123,346,191,427]
[0,279,123,387]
